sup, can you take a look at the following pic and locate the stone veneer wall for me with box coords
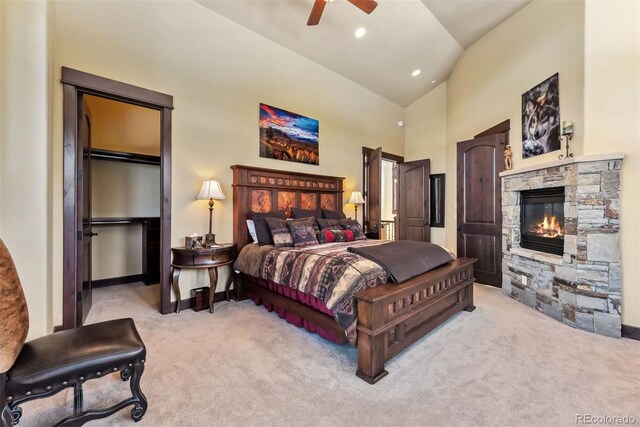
[501,156,622,338]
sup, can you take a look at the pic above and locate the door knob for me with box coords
[85,231,98,237]
[457,225,462,231]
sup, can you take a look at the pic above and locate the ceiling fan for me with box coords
[307,0,379,26]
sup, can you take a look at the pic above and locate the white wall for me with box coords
[583,0,640,327]
[48,0,404,326]
[404,82,447,247]
[0,0,53,339]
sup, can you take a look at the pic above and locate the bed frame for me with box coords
[231,164,476,384]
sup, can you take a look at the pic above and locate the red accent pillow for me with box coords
[317,229,355,244]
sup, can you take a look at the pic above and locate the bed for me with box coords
[231,164,477,383]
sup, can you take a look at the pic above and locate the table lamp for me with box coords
[348,190,365,223]
[197,179,225,246]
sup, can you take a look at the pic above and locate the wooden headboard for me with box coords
[231,165,345,251]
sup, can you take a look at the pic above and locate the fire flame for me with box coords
[532,213,563,238]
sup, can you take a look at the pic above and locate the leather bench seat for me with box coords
[6,318,145,400]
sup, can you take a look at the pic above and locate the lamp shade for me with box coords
[348,191,365,204]
[197,179,225,200]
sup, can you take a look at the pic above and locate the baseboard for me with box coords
[92,274,144,288]
[53,324,63,333]
[621,324,640,341]
[160,289,233,314]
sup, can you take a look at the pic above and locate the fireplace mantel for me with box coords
[500,152,625,178]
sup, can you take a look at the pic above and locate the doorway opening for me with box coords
[62,67,173,330]
[85,95,162,310]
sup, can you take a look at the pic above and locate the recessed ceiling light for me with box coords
[412,69,421,77]
[355,27,366,38]
[432,80,437,84]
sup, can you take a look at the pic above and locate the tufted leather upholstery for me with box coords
[0,239,148,425]
[0,240,29,374]
[6,318,145,399]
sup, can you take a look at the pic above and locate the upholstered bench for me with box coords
[0,239,148,426]
[5,318,147,425]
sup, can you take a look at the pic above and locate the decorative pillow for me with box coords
[289,216,320,234]
[265,217,294,247]
[316,218,342,231]
[287,220,320,248]
[317,229,355,244]
[291,207,322,219]
[339,219,367,240]
[322,209,347,220]
[250,210,287,245]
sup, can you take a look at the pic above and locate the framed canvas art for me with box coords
[522,73,560,158]
[259,103,319,165]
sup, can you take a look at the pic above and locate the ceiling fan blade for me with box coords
[347,0,378,14]
[307,0,327,26]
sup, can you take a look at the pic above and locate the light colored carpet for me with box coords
[17,283,640,426]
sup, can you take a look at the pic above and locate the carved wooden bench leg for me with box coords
[129,363,147,422]
[1,374,13,427]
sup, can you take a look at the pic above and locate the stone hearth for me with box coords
[500,153,624,338]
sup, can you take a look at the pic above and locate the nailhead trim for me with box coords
[25,391,31,396]
[79,377,85,381]
[46,386,52,390]
[62,381,68,386]
[112,368,118,371]
[6,396,13,402]
[97,372,101,376]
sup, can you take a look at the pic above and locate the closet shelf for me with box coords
[91,149,161,166]
[92,217,160,225]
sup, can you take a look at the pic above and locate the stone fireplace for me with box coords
[501,153,624,338]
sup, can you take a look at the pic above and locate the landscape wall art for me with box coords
[259,103,319,165]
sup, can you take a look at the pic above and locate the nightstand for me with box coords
[170,243,237,314]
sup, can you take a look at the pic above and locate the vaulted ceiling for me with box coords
[196,0,530,107]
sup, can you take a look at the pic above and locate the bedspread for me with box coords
[234,241,389,344]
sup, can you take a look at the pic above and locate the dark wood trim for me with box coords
[92,274,145,288]
[474,119,510,138]
[232,164,345,181]
[362,146,404,163]
[91,149,161,166]
[62,83,79,330]
[63,67,173,329]
[430,173,445,228]
[61,67,173,109]
[622,324,640,341]
[160,108,172,315]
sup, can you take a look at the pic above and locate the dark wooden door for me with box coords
[456,133,505,287]
[366,147,382,238]
[79,96,93,324]
[398,159,430,241]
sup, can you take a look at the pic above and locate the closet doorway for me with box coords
[62,68,173,330]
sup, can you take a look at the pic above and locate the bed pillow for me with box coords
[287,218,320,248]
[265,217,294,248]
[291,207,322,219]
[250,210,287,245]
[339,219,367,240]
[246,219,258,244]
[321,209,347,220]
[316,218,342,231]
[317,229,355,244]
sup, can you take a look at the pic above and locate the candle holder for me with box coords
[558,132,574,160]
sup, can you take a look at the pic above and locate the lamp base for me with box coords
[203,233,217,247]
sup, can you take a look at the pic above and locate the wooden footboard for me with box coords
[354,257,477,384]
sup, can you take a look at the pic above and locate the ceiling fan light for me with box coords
[355,27,366,38]
[412,69,422,77]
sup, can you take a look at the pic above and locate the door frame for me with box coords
[361,147,404,236]
[62,67,174,329]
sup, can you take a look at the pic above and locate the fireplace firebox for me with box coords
[520,187,565,255]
